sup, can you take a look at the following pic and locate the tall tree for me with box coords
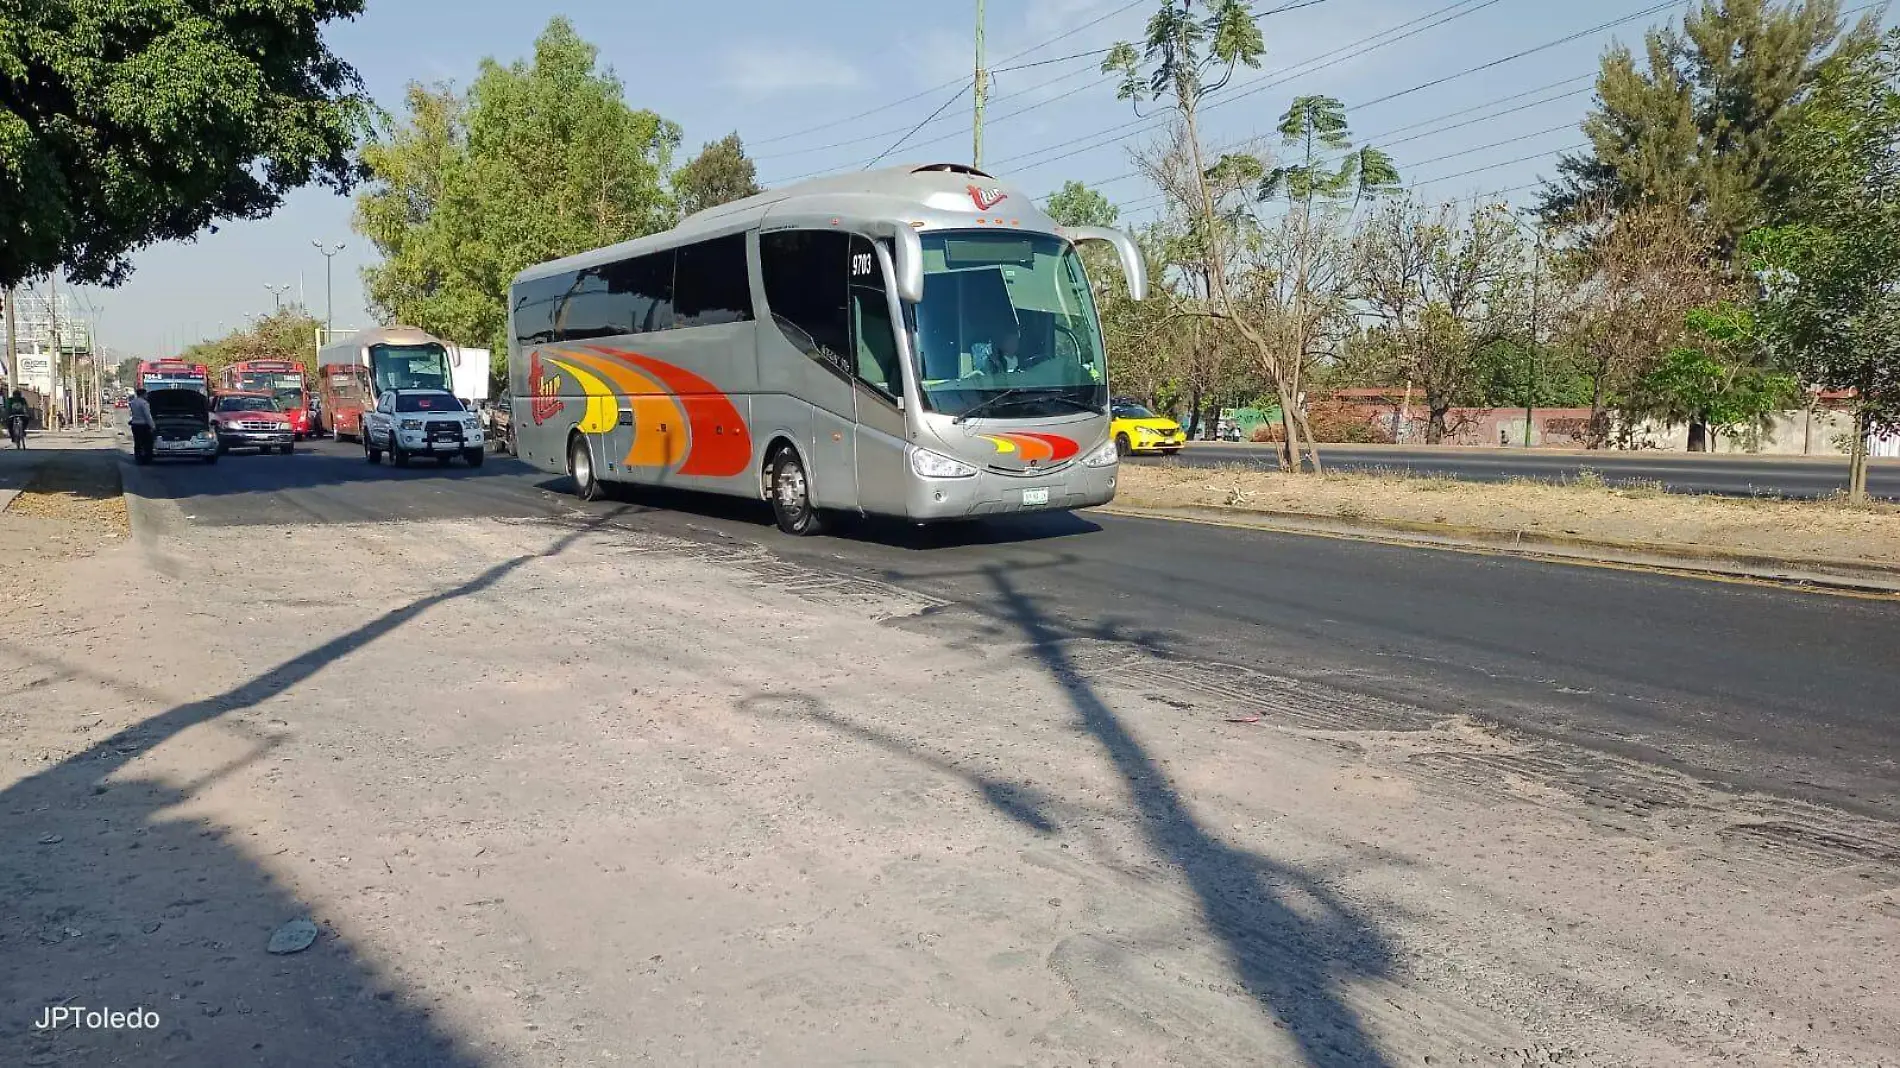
[354,18,680,367]
[1,0,368,290]
[1553,199,1730,445]
[673,132,762,218]
[1541,0,1861,249]
[1104,1,1353,467]
[1355,199,1527,443]
[1747,28,1900,501]
[1624,303,1796,450]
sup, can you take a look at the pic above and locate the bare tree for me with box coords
[1552,198,1729,446]
[1355,198,1525,443]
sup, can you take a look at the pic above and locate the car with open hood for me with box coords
[211,392,297,454]
[143,388,218,464]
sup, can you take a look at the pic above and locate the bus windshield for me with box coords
[910,231,1107,420]
[368,343,453,395]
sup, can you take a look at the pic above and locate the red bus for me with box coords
[138,360,210,395]
[218,360,313,438]
[316,362,374,442]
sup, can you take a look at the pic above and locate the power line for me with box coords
[762,0,1349,179]
[863,81,975,171]
[989,0,1503,173]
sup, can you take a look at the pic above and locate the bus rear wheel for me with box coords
[769,448,824,537]
[569,435,603,501]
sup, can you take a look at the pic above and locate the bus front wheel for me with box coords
[569,435,603,502]
[769,448,825,537]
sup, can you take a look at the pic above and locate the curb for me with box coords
[1097,503,1900,595]
[111,437,185,578]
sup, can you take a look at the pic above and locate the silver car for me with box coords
[362,388,486,467]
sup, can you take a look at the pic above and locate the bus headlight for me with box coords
[909,447,977,479]
[1082,440,1119,468]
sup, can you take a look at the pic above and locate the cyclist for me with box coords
[5,390,29,449]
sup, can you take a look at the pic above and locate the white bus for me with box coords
[507,163,1146,534]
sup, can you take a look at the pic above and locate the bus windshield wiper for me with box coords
[952,388,1026,425]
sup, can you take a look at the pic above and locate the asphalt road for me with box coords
[1138,441,1900,499]
[124,436,1900,822]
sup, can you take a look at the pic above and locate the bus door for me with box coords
[847,234,911,517]
[759,229,858,510]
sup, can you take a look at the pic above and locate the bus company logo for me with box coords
[528,350,565,425]
[967,184,1009,212]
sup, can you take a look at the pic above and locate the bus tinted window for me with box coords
[760,230,849,364]
[602,253,676,335]
[560,267,628,339]
[848,235,900,397]
[675,234,754,328]
[513,275,565,346]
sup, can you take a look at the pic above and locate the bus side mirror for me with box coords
[890,226,925,305]
[1069,227,1148,301]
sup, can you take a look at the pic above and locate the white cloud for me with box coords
[718,42,865,96]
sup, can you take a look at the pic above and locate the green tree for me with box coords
[1625,303,1796,450]
[673,132,761,218]
[1542,0,1864,250]
[1046,181,1122,228]
[1747,28,1900,500]
[1,0,368,290]
[354,18,681,375]
[182,309,324,382]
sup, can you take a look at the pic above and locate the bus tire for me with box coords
[769,448,825,537]
[569,434,603,501]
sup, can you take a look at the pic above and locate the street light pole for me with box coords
[312,241,344,343]
[265,283,291,311]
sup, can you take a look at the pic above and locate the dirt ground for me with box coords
[1115,463,1900,568]
[1,496,1897,1065]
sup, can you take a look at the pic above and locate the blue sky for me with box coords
[65,0,1893,359]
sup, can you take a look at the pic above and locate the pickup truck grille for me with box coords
[234,420,282,431]
[425,420,462,438]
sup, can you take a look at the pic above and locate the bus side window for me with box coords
[760,230,850,370]
[849,235,900,399]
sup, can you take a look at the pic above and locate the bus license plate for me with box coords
[1022,488,1050,506]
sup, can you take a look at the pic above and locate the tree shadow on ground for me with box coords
[744,565,1399,1065]
[979,564,1396,1066]
[0,512,617,1066]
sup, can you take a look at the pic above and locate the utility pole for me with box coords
[973,0,989,169]
[313,241,345,343]
[3,286,17,395]
[47,273,63,430]
[1523,225,1542,449]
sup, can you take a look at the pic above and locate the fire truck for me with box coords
[217,360,313,438]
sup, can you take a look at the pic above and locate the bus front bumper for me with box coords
[905,462,1117,521]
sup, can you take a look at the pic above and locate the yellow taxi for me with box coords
[1110,401,1186,456]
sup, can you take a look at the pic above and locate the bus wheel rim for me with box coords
[573,442,591,488]
[778,462,807,515]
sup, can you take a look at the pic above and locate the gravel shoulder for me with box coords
[1114,462,1900,571]
[2,506,1896,1066]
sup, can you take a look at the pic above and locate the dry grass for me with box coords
[5,452,128,532]
[1114,462,1900,567]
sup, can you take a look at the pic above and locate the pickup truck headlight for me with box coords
[1082,440,1119,467]
[909,447,977,479]
[400,419,424,431]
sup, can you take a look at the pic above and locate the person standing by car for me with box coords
[127,388,155,462]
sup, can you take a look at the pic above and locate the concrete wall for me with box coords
[1345,402,1892,455]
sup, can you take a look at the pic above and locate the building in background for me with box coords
[2,289,98,425]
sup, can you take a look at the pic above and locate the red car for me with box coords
[210,392,296,454]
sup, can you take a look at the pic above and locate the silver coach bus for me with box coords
[506,162,1146,534]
